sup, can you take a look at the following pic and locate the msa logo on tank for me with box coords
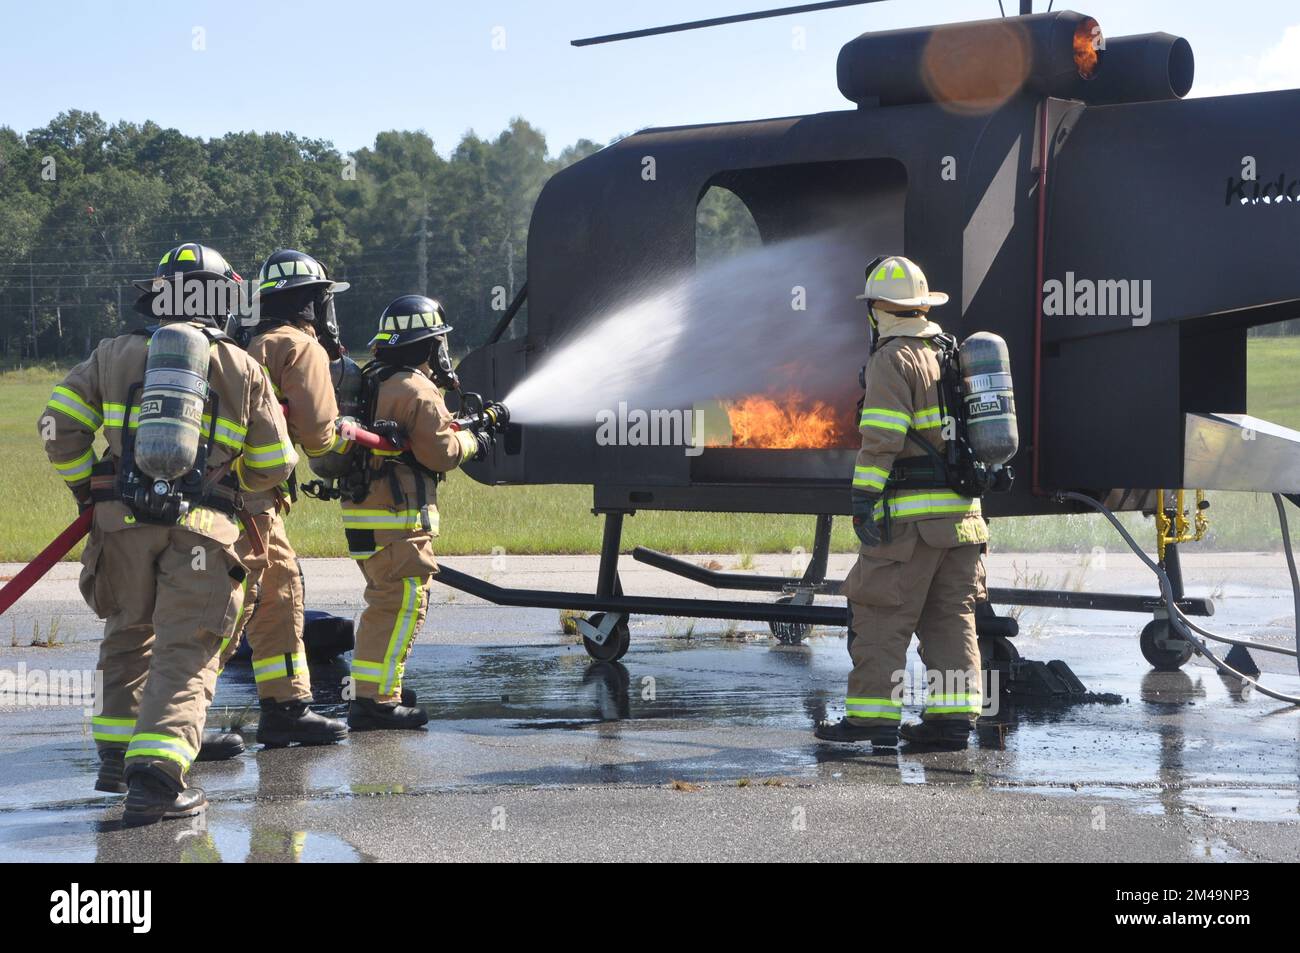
[120,323,214,524]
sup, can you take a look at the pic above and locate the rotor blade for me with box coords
[572,0,889,47]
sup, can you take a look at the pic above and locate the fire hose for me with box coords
[0,390,510,618]
[1058,490,1300,705]
[0,507,94,618]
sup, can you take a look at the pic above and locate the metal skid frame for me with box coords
[432,509,1214,687]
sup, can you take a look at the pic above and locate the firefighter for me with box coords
[322,295,486,730]
[214,249,350,748]
[815,256,987,752]
[41,242,298,826]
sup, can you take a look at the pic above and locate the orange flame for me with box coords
[709,392,856,450]
[1073,18,1101,80]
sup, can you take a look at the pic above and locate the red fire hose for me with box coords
[344,424,403,452]
[0,417,402,618]
[279,401,405,453]
[0,507,94,618]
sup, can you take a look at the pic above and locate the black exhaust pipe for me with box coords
[1083,33,1194,105]
[837,11,1104,108]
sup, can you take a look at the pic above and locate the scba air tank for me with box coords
[135,323,210,481]
[331,355,365,419]
[307,355,364,480]
[959,332,1018,466]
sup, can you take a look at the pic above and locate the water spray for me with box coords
[503,231,879,427]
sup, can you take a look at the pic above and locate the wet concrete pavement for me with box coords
[1,551,1298,862]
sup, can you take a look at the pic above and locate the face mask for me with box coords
[430,336,460,392]
[313,292,343,360]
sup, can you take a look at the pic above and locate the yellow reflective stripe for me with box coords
[341,508,425,530]
[351,658,384,682]
[104,404,142,429]
[874,491,981,521]
[221,574,252,675]
[203,414,248,450]
[91,716,135,742]
[259,364,283,399]
[124,733,197,768]
[252,652,309,683]
[845,696,902,719]
[861,407,910,423]
[304,430,351,458]
[47,387,103,429]
[381,578,422,694]
[53,448,96,483]
[852,465,889,490]
[925,692,982,713]
[242,439,294,468]
[913,405,943,430]
[859,407,911,433]
[233,456,254,491]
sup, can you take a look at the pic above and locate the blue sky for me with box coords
[2,1,1297,156]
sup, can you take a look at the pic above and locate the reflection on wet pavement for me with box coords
[1,602,1298,860]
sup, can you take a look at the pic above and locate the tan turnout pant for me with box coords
[84,525,246,785]
[351,535,437,703]
[219,509,310,702]
[842,523,984,726]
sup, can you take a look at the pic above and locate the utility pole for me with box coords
[505,239,515,301]
[416,200,429,297]
[29,253,36,362]
[1020,0,1033,14]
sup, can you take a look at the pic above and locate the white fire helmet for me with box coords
[857,255,948,338]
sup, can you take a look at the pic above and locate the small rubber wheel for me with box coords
[582,612,631,662]
[769,594,811,646]
[1140,619,1193,671]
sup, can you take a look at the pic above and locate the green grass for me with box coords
[1,338,1296,561]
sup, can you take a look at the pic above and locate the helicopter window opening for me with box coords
[696,186,761,266]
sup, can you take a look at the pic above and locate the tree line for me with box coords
[0,110,612,362]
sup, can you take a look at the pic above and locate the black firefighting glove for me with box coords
[851,489,882,547]
[370,419,406,449]
[72,484,93,514]
[470,430,493,462]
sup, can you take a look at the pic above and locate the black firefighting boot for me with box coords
[95,747,126,794]
[348,697,429,731]
[814,719,899,749]
[900,719,971,751]
[401,687,417,707]
[257,700,349,748]
[122,765,207,828]
[196,731,247,762]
